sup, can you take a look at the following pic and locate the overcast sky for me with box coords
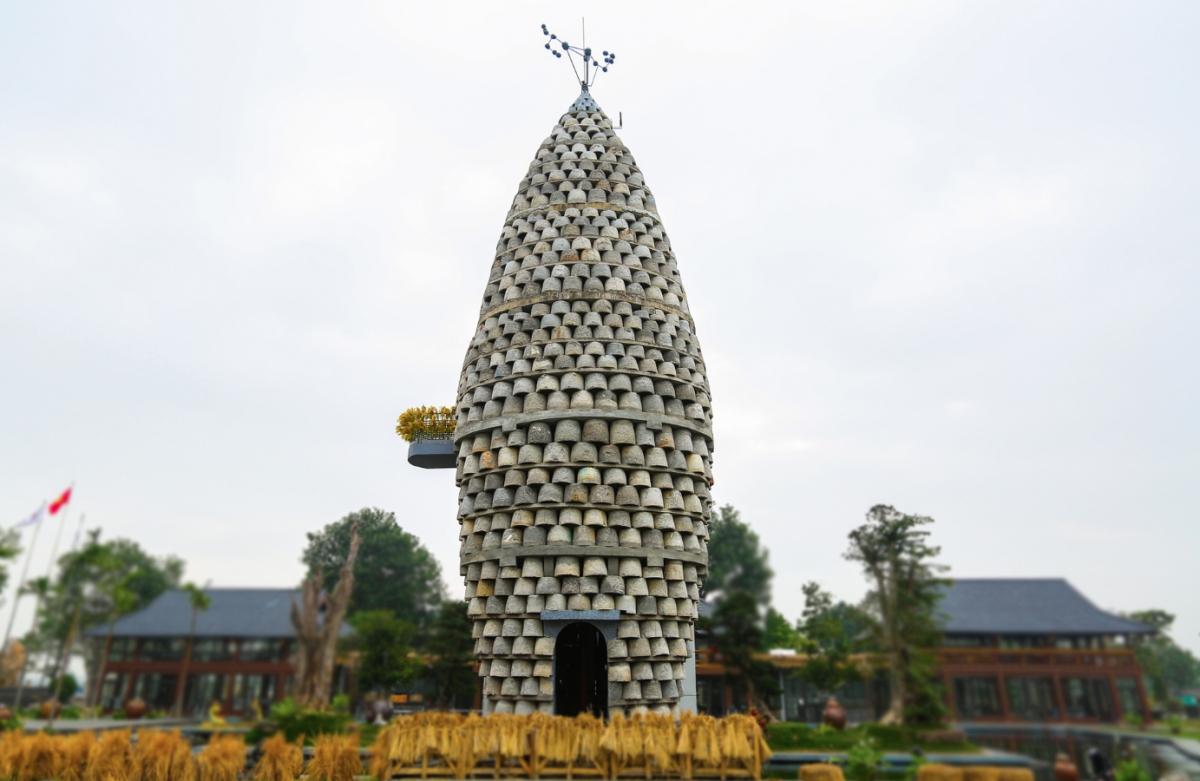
[2,2,1197,656]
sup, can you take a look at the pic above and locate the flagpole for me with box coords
[14,505,79,713]
[2,505,46,654]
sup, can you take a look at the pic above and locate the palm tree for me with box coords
[88,576,137,709]
[172,583,211,717]
[13,576,52,711]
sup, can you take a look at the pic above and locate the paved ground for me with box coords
[22,717,198,732]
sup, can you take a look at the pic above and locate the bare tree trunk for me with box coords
[876,558,906,725]
[173,612,197,717]
[291,522,361,709]
[86,629,115,708]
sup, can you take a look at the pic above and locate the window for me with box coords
[696,675,723,715]
[107,638,135,662]
[133,673,178,711]
[998,636,1050,649]
[1057,636,1104,649]
[1116,678,1143,720]
[99,672,129,711]
[1061,678,1116,722]
[230,674,278,713]
[1006,677,1059,720]
[191,639,234,662]
[943,636,992,648]
[237,639,283,663]
[184,674,227,717]
[140,639,185,661]
[953,677,1003,719]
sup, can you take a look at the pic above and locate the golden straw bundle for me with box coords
[60,731,98,781]
[998,769,1035,781]
[800,763,848,781]
[920,764,966,781]
[134,730,196,781]
[85,729,136,781]
[16,731,60,781]
[0,729,27,781]
[196,734,244,781]
[305,735,360,781]
[252,734,304,781]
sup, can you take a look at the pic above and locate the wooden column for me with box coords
[1052,672,1068,721]
[997,674,1012,721]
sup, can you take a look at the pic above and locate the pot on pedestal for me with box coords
[822,698,847,730]
[1054,753,1079,781]
[124,698,147,719]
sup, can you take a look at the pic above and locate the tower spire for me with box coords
[541,22,616,96]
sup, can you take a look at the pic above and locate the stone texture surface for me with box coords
[454,91,713,718]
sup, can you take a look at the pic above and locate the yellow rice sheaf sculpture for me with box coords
[252,734,305,781]
[369,711,770,780]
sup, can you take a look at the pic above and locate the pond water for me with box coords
[963,726,1200,781]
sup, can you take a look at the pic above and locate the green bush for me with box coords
[1114,759,1152,781]
[59,705,84,720]
[267,698,352,743]
[841,737,884,781]
[55,673,79,704]
[765,723,975,753]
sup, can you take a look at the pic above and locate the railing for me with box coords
[693,647,1138,671]
[938,648,1137,668]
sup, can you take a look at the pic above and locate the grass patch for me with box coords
[765,723,978,754]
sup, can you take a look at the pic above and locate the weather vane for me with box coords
[541,22,615,92]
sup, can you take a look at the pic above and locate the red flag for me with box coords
[48,487,72,515]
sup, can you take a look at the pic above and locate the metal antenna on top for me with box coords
[541,21,615,92]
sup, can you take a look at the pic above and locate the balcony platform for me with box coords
[407,438,456,469]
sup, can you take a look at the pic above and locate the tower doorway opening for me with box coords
[553,622,608,718]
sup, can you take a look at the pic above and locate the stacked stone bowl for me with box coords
[454,92,714,717]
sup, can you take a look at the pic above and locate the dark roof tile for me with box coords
[83,588,347,639]
[940,579,1151,636]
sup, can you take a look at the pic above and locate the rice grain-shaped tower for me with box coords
[446,32,714,718]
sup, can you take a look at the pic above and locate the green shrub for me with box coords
[843,737,884,781]
[268,698,352,743]
[55,673,79,704]
[1114,759,1151,781]
[765,723,976,754]
[59,705,84,720]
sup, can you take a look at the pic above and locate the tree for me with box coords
[698,505,778,713]
[292,521,362,709]
[704,589,779,714]
[845,505,949,726]
[703,505,773,605]
[794,582,871,695]
[425,602,477,709]
[27,531,183,695]
[765,608,801,650]
[88,577,137,707]
[302,509,444,629]
[1123,610,1200,706]
[349,610,421,695]
[172,583,212,715]
[0,528,21,598]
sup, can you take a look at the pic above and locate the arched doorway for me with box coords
[553,622,608,718]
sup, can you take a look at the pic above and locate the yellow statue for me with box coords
[201,700,227,729]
